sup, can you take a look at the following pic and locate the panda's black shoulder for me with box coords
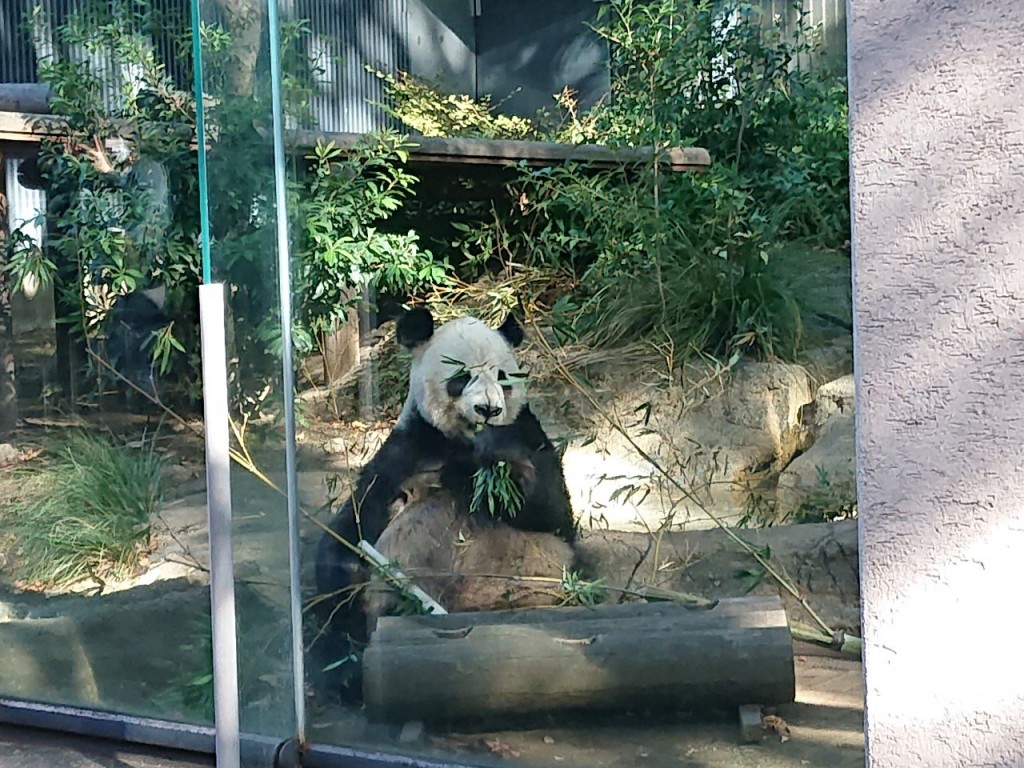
[363,409,467,477]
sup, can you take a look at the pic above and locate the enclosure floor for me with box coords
[0,652,862,767]
[310,650,865,768]
[0,724,213,768]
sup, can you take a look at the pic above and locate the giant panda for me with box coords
[313,307,577,700]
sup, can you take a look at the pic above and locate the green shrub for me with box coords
[456,162,801,359]
[299,132,451,339]
[6,432,163,587]
[587,0,850,251]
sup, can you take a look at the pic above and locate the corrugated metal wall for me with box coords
[0,0,190,94]
[0,0,406,132]
[293,0,407,133]
[758,0,847,68]
[4,157,46,246]
[1,0,844,133]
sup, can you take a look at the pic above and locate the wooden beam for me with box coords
[0,111,712,171]
[0,112,65,144]
[289,129,712,172]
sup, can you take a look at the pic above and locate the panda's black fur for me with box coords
[313,307,576,701]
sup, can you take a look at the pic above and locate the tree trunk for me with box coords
[322,307,360,387]
[0,154,18,438]
[214,0,267,99]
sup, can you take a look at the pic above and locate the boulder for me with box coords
[705,362,814,466]
[809,374,855,429]
[560,362,815,532]
[772,374,857,519]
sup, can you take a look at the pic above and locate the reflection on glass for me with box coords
[0,0,861,762]
[0,0,212,726]
[194,0,300,742]
[289,1,861,767]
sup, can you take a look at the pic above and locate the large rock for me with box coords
[560,362,815,532]
[808,374,855,429]
[775,375,857,518]
[705,362,814,465]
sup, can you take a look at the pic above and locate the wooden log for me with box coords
[321,312,359,387]
[362,595,795,723]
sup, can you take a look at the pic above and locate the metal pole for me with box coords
[200,283,241,768]
[265,0,307,742]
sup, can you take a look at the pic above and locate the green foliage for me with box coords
[458,160,801,359]
[159,618,215,723]
[300,133,450,336]
[1,230,57,297]
[446,0,847,360]
[739,465,857,527]
[588,0,850,250]
[789,465,857,523]
[372,68,538,140]
[560,568,607,606]
[471,460,524,519]
[17,0,202,400]
[12,2,435,414]
[6,432,163,587]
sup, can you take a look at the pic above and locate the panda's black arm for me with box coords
[474,406,577,541]
[342,422,445,545]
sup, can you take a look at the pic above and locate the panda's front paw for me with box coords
[474,426,537,493]
[473,424,525,466]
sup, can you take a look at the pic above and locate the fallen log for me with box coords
[362,595,795,723]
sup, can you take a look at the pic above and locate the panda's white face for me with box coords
[403,315,527,442]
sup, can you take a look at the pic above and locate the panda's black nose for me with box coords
[475,404,502,419]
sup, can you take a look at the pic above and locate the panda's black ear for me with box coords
[397,307,434,349]
[497,314,525,348]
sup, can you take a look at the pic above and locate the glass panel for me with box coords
[193,0,301,744]
[0,0,213,728]
[291,0,863,766]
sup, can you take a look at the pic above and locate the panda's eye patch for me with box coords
[498,371,528,392]
[442,356,473,397]
[446,372,471,398]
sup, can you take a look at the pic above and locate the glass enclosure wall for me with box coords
[0,0,215,732]
[222,2,857,768]
[0,0,861,765]
[193,0,301,744]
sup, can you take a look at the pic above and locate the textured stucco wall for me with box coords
[849,1,1024,765]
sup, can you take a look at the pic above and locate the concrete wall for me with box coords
[848,0,1024,765]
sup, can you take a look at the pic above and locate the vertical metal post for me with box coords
[200,283,241,768]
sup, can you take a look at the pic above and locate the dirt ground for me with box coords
[352,653,865,768]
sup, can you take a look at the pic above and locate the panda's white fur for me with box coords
[366,467,574,628]
[399,315,527,442]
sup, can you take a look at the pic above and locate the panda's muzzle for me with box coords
[474,403,502,420]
